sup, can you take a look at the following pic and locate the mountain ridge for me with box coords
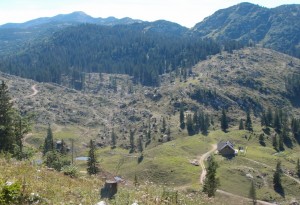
[0,11,143,28]
[190,2,300,57]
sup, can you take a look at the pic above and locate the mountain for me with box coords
[191,2,300,58]
[0,12,143,55]
[0,11,142,28]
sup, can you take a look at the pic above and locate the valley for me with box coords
[0,2,300,204]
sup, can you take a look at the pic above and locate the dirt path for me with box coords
[198,144,276,205]
[216,190,275,205]
[199,144,217,184]
[26,84,38,98]
[243,157,300,185]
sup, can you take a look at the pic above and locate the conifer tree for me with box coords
[60,139,67,155]
[220,109,228,132]
[249,180,257,205]
[273,161,284,194]
[278,134,284,151]
[87,140,99,175]
[272,135,278,151]
[161,117,166,133]
[274,109,281,132]
[179,105,185,129]
[129,129,135,153]
[245,110,253,132]
[186,114,194,136]
[267,107,273,127]
[203,156,219,197]
[43,125,54,155]
[0,81,15,153]
[111,128,117,149]
[137,137,143,153]
[193,110,200,134]
[239,119,244,130]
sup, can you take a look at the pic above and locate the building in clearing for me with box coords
[217,141,235,156]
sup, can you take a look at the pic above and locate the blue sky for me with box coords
[0,0,298,27]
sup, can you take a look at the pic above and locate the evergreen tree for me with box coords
[296,158,300,178]
[60,139,67,155]
[220,109,228,132]
[137,137,143,153]
[161,117,166,133]
[203,156,219,197]
[193,110,200,134]
[266,107,273,127]
[129,129,135,153]
[274,109,281,132]
[13,115,31,159]
[239,119,244,130]
[87,140,99,175]
[278,134,284,151]
[202,114,210,135]
[43,125,54,155]
[273,161,284,195]
[111,128,117,149]
[179,105,185,129]
[186,114,194,136]
[259,134,266,146]
[272,135,278,151]
[245,110,253,132]
[249,180,257,205]
[0,81,15,153]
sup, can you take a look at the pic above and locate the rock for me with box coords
[95,201,107,205]
[246,173,253,179]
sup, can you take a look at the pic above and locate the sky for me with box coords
[0,0,299,28]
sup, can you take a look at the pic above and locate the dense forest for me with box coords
[0,23,225,86]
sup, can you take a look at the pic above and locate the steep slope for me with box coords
[191,3,300,58]
[1,47,300,148]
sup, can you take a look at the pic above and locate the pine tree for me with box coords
[273,161,284,194]
[220,109,228,132]
[137,137,143,153]
[249,180,257,205]
[193,110,200,134]
[203,156,219,197]
[186,114,194,136]
[239,119,244,130]
[87,140,99,175]
[43,125,54,155]
[161,117,166,133]
[296,158,300,178]
[267,107,273,127]
[0,81,15,153]
[272,135,278,151]
[278,134,284,151]
[245,110,253,132]
[274,109,281,132]
[111,128,116,149]
[179,105,185,129]
[129,129,135,153]
[60,139,67,155]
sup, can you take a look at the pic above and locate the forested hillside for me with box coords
[0,23,221,86]
[191,3,300,58]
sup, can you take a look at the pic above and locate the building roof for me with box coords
[217,141,234,151]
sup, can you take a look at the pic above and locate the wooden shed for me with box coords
[217,141,235,156]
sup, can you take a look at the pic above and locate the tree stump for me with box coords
[100,180,118,199]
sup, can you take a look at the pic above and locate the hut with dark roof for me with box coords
[217,141,235,156]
